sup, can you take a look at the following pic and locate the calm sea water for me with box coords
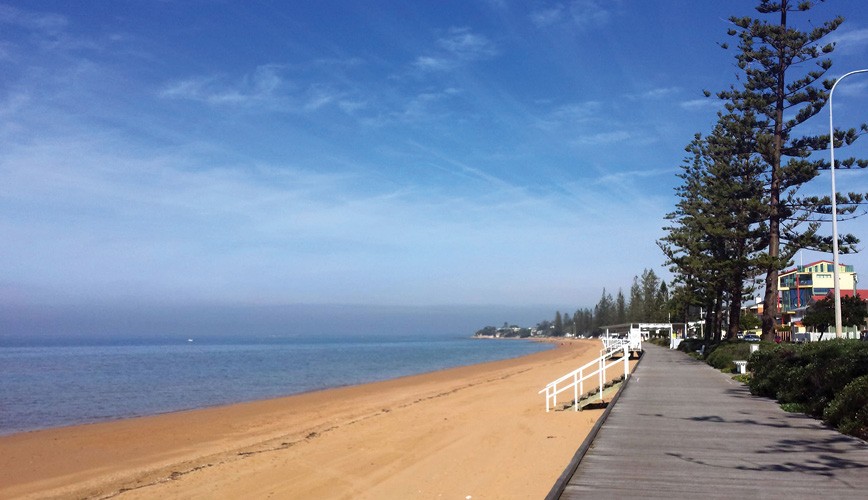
[0,336,550,435]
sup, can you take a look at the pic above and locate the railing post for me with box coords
[553,381,557,409]
[579,367,584,403]
[545,386,550,412]
[598,357,604,401]
[623,345,629,380]
[573,372,579,411]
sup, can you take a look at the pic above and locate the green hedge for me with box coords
[705,341,754,372]
[647,337,670,347]
[674,340,754,372]
[676,338,705,354]
[823,374,868,440]
[747,340,868,439]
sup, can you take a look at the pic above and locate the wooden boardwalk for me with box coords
[554,344,868,499]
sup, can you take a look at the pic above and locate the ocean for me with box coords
[0,335,550,436]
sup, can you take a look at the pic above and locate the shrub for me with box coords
[647,337,669,347]
[823,374,868,440]
[706,341,753,372]
[796,341,868,417]
[749,340,868,418]
[748,344,802,399]
[676,339,706,355]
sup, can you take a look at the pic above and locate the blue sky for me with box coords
[2,1,868,337]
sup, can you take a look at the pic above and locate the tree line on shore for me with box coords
[476,269,668,338]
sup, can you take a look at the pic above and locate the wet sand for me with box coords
[0,339,631,499]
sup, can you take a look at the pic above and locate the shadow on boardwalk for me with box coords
[554,344,868,499]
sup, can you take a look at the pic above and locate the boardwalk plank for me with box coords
[558,344,868,499]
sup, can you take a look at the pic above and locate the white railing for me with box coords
[539,344,630,412]
[601,337,629,355]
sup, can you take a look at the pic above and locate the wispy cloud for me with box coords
[534,101,602,131]
[437,27,498,59]
[573,130,632,146]
[303,84,343,111]
[160,64,288,107]
[829,27,868,55]
[585,166,673,218]
[531,1,612,31]
[395,91,456,123]
[680,97,720,111]
[0,3,109,56]
[413,55,454,72]
[337,99,368,114]
[628,87,681,100]
[835,77,868,98]
[596,167,673,186]
[406,139,512,187]
[482,0,509,11]
[531,5,566,28]
[0,3,67,34]
[159,60,383,119]
[569,0,612,30]
[312,56,366,68]
[413,27,497,72]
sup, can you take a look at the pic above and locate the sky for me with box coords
[2,1,868,338]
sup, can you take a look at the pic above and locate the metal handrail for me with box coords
[539,344,630,412]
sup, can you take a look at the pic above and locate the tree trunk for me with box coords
[711,295,723,342]
[728,292,742,340]
[728,235,747,340]
[762,3,788,341]
[704,303,714,342]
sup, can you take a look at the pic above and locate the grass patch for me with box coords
[780,402,809,413]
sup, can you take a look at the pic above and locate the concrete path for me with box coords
[557,344,868,499]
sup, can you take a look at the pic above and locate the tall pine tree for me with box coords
[615,289,627,324]
[660,109,766,340]
[718,0,866,339]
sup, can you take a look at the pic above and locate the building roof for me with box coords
[779,259,842,276]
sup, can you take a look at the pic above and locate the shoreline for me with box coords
[1,338,627,499]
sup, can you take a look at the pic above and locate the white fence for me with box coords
[600,322,674,354]
[539,345,630,412]
[601,336,630,354]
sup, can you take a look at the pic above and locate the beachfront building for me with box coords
[778,260,857,314]
[777,259,867,338]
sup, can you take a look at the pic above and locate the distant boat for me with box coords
[187,338,194,343]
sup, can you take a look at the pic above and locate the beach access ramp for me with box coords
[538,342,632,412]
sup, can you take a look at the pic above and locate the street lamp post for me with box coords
[829,69,868,339]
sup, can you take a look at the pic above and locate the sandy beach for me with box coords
[1,339,633,499]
